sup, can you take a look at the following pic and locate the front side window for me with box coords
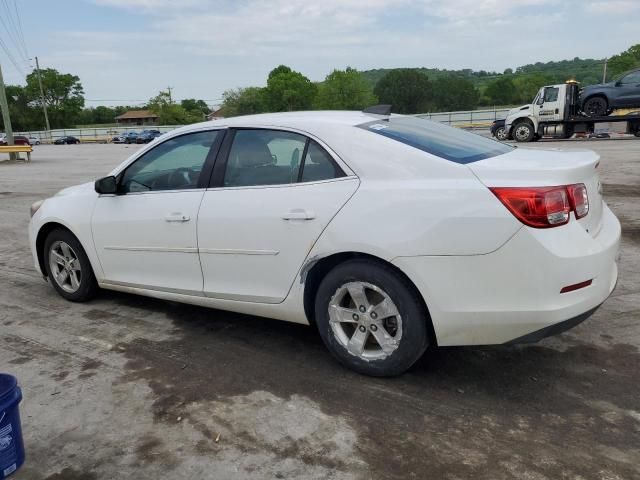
[120,131,219,193]
[620,71,640,85]
[358,116,512,164]
[543,87,559,102]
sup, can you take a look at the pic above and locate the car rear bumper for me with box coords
[392,203,621,346]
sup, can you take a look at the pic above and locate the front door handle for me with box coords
[165,213,190,222]
[282,209,315,221]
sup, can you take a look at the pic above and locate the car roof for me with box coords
[170,110,383,137]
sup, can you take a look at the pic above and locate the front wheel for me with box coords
[315,259,429,376]
[44,229,98,302]
[513,121,535,142]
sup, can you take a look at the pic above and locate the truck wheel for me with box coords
[513,121,534,142]
[495,126,507,141]
[583,97,608,117]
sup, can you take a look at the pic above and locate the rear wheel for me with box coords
[513,121,535,142]
[314,259,429,376]
[583,96,608,117]
[44,229,98,302]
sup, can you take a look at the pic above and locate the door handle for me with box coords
[165,213,190,222]
[282,209,315,221]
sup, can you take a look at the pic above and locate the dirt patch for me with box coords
[603,183,640,198]
[43,467,97,480]
[111,294,640,480]
[81,359,103,371]
[622,225,640,245]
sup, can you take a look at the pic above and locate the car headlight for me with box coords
[30,200,44,218]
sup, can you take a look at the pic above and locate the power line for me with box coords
[11,0,28,61]
[0,0,27,65]
[0,35,25,77]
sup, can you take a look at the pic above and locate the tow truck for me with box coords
[503,81,640,142]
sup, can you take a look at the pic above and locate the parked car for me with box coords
[123,132,139,144]
[28,110,621,376]
[28,136,41,145]
[0,135,31,145]
[581,68,640,116]
[489,119,507,141]
[136,130,162,144]
[54,136,81,145]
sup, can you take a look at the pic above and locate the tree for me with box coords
[220,87,266,117]
[512,74,554,104]
[24,68,85,128]
[263,65,316,111]
[607,43,640,78]
[147,90,201,124]
[483,77,517,106]
[0,85,40,131]
[180,99,210,119]
[373,69,432,114]
[431,76,479,111]
[314,67,377,110]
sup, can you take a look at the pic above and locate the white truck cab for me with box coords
[504,83,575,142]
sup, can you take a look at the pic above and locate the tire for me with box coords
[513,121,535,142]
[495,126,507,141]
[314,259,429,377]
[583,96,608,117]
[44,229,98,302]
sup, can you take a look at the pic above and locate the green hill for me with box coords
[361,56,606,91]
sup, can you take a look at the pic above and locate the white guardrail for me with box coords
[415,107,511,128]
[14,125,182,144]
[16,108,513,143]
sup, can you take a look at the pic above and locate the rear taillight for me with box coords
[567,183,589,219]
[490,184,589,228]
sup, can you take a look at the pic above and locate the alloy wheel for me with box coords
[49,241,82,293]
[328,281,403,360]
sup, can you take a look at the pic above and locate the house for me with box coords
[206,108,224,121]
[115,110,159,126]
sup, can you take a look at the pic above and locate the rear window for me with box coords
[357,116,513,164]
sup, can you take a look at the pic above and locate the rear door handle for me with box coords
[165,213,190,222]
[282,209,315,221]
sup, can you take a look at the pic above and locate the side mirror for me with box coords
[95,176,117,194]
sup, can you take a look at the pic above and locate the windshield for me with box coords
[357,116,513,164]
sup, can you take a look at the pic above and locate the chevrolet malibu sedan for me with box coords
[28,110,620,376]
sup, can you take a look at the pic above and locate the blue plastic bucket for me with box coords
[0,375,24,479]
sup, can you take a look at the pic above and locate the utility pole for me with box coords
[0,63,16,161]
[35,57,51,142]
[167,86,173,103]
[602,58,608,83]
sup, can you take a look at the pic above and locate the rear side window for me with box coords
[222,130,345,187]
[301,141,345,182]
[357,116,512,164]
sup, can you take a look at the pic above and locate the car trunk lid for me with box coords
[468,147,603,236]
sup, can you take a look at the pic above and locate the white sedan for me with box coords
[28,110,621,376]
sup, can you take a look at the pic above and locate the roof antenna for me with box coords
[363,105,392,116]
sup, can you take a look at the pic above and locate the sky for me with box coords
[4,0,639,108]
